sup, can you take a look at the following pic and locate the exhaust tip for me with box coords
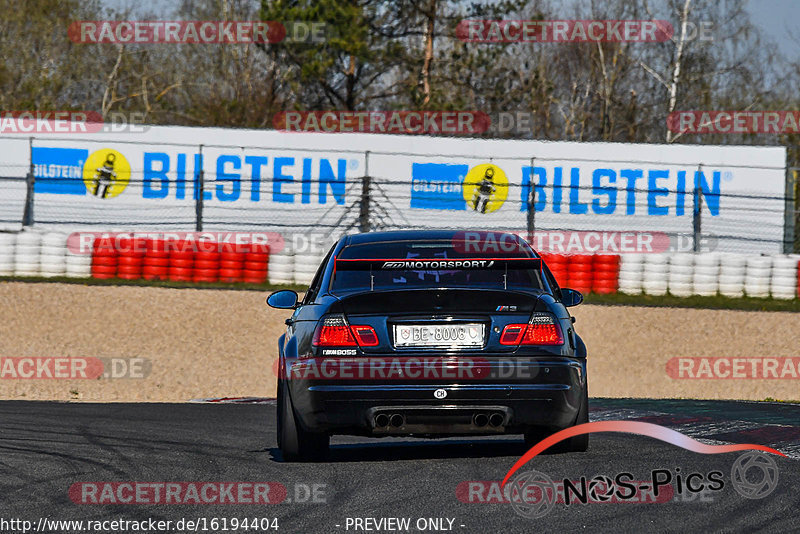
[374,413,389,428]
[489,412,504,427]
[389,414,405,428]
[473,413,489,427]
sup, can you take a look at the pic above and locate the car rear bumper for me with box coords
[285,356,586,435]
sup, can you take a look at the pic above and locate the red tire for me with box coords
[91,265,117,275]
[219,268,243,282]
[92,247,118,258]
[193,268,219,278]
[117,265,142,275]
[246,253,270,263]
[244,260,268,271]
[143,257,170,267]
[117,255,143,267]
[567,265,593,276]
[92,256,118,267]
[221,242,250,254]
[195,251,221,262]
[193,276,218,283]
[170,250,195,261]
[117,272,142,280]
[568,254,594,265]
[219,260,244,270]
[220,252,246,262]
[242,269,267,282]
[593,254,621,266]
[194,260,220,270]
[250,243,270,254]
[170,258,194,269]
[196,241,220,254]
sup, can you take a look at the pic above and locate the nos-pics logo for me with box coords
[82,148,130,198]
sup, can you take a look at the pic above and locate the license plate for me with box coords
[393,324,484,348]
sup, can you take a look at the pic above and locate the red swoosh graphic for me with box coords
[502,420,785,487]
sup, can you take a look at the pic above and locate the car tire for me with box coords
[524,386,589,453]
[277,378,329,462]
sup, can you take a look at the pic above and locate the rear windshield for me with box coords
[330,239,544,293]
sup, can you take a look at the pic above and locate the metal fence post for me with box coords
[22,137,35,227]
[359,151,370,233]
[692,164,702,252]
[526,157,536,244]
[195,144,204,232]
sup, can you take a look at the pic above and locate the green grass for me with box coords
[2,276,798,312]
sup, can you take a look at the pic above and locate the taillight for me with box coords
[499,314,563,346]
[351,325,379,346]
[312,316,379,347]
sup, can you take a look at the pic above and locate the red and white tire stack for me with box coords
[592,254,620,294]
[91,236,118,279]
[169,240,194,282]
[243,243,269,284]
[142,239,169,280]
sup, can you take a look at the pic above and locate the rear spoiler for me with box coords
[334,257,542,271]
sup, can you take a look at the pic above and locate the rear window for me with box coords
[330,239,544,293]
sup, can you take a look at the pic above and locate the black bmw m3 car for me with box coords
[267,230,588,461]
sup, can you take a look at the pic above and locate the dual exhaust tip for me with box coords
[374,413,404,428]
[474,412,505,428]
[373,412,505,429]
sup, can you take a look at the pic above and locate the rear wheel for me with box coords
[277,379,329,461]
[524,386,589,453]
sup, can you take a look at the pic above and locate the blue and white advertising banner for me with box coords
[0,125,786,253]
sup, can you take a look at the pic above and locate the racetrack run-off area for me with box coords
[0,281,798,402]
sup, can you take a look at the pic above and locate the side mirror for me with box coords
[560,288,583,307]
[266,290,298,309]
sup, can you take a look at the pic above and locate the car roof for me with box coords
[343,229,530,246]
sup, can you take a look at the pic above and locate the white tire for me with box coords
[618,272,643,283]
[41,232,67,247]
[0,253,14,264]
[15,232,42,246]
[771,267,797,279]
[694,253,720,267]
[746,267,771,279]
[719,254,746,268]
[0,263,13,275]
[618,264,643,275]
[65,264,91,277]
[643,281,667,295]
[744,286,770,298]
[14,244,40,257]
[692,283,718,296]
[770,276,798,289]
[771,255,798,270]
[643,263,668,274]
[269,255,294,266]
[669,264,694,276]
[746,256,772,269]
[771,289,797,300]
[669,254,694,267]
[719,284,744,298]
[40,245,66,257]
[14,254,39,265]
[693,265,719,277]
[668,282,693,297]
[668,273,693,284]
[719,265,745,277]
[66,255,92,267]
[643,254,669,265]
[693,274,717,285]
[294,258,323,269]
[719,274,745,285]
[0,232,16,246]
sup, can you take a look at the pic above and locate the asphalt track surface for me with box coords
[1,398,799,533]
